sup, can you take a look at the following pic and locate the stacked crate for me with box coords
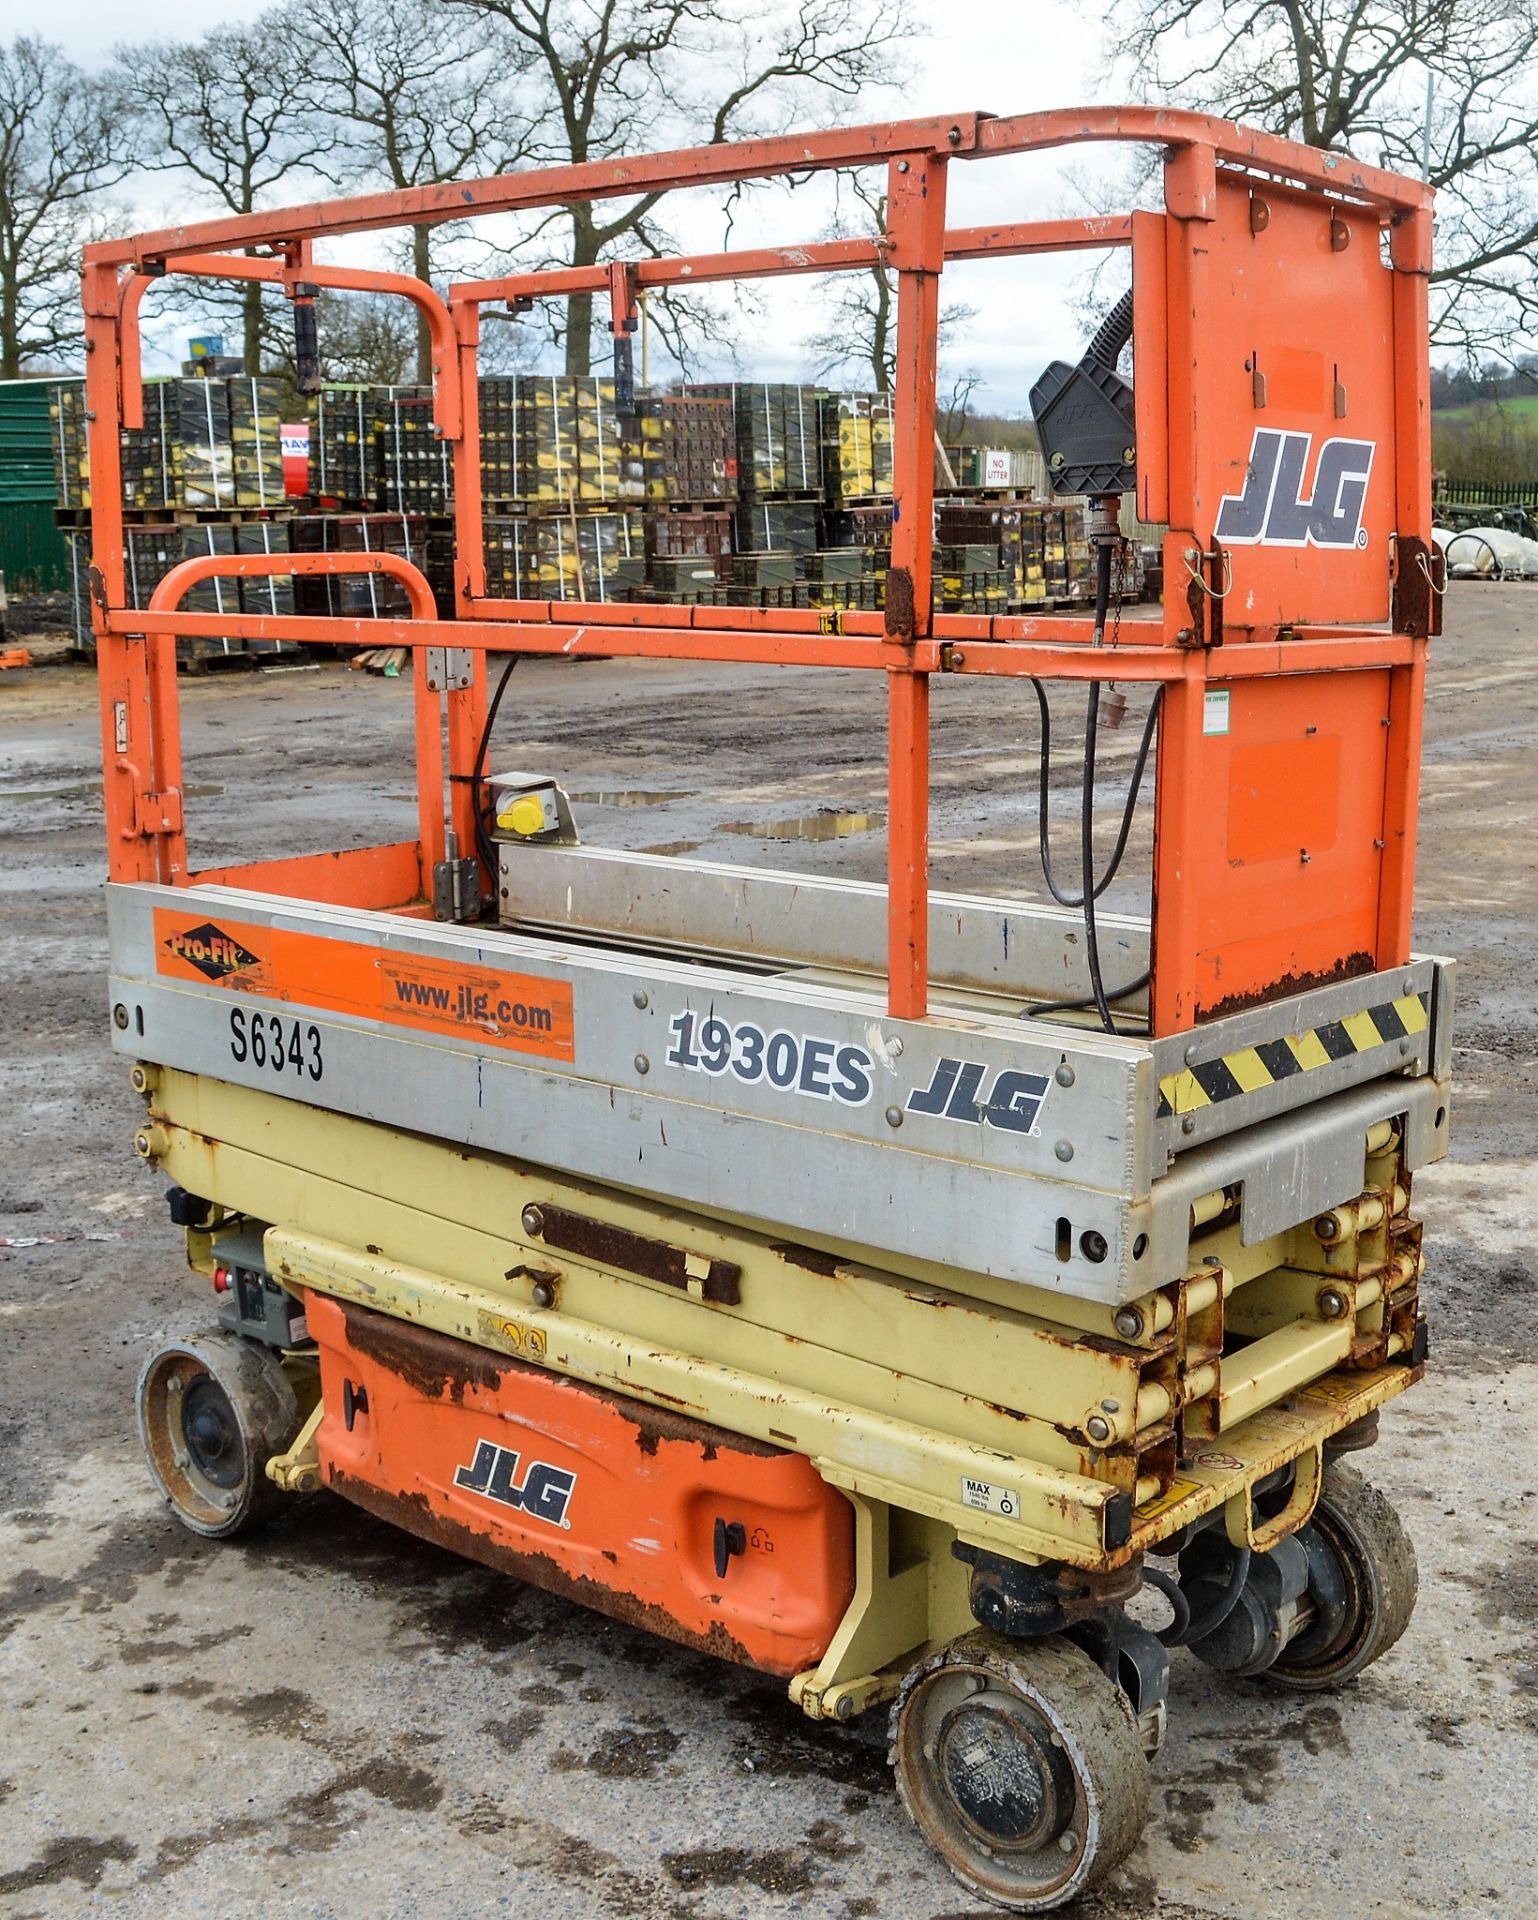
[310,385,383,506]
[639,393,734,502]
[733,499,818,556]
[289,513,453,621]
[821,392,894,502]
[478,379,523,504]
[824,504,893,553]
[54,378,284,514]
[684,383,820,495]
[935,543,1010,615]
[377,387,453,514]
[53,376,289,661]
[937,501,1047,608]
[482,510,643,602]
[225,377,287,509]
[517,376,644,506]
[644,507,732,563]
[805,548,884,611]
[175,523,299,657]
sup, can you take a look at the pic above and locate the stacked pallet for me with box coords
[935,543,1011,615]
[289,513,454,621]
[639,394,734,502]
[483,510,643,602]
[52,378,284,513]
[821,392,894,501]
[62,524,295,669]
[734,499,818,555]
[515,377,644,506]
[805,547,884,611]
[378,387,453,514]
[310,385,384,505]
[683,383,820,495]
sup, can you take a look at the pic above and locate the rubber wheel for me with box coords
[137,1336,300,1539]
[890,1631,1149,1912]
[1261,1462,1418,1691]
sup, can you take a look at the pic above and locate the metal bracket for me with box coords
[265,1398,324,1493]
[424,646,473,693]
[433,855,480,922]
[134,788,184,837]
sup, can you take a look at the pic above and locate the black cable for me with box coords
[471,653,521,885]
[1023,966,1150,1024]
[1079,536,1117,1032]
[1169,1548,1252,1649]
[1144,1565,1192,1648]
[1031,679,1162,909]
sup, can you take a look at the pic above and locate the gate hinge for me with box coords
[425,646,473,692]
[433,828,480,922]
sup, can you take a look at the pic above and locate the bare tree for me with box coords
[451,0,915,375]
[0,37,137,376]
[115,22,336,372]
[1109,0,1538,354]
[805,175,975,394]
[278,0,538,380]
[937,371,984,444]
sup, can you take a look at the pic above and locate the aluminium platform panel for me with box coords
[106,881,1449,1306]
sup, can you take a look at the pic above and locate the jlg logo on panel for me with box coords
[454,1439,576,1527]
[1214,429,1375,549]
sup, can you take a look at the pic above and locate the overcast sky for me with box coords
[10,0,1127,408]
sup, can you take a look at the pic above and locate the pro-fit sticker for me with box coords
[154,908,575,1061]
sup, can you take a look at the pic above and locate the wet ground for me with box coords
[2,590,1536,1919]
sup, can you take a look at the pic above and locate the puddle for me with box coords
[719,808,884,842]
[5,781,223,802]
[570,789,687,808]
[642,840,702,858]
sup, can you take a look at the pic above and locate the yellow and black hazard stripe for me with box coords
[1157,991,1429,1119]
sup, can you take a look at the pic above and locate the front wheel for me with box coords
[137,1336,300,1538]
[890,1631,1149,1911]
[1261,1462,1418,1691]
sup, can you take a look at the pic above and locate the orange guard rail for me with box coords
[84,107,1438,1035]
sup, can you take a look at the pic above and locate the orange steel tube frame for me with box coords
[86,106,1435,1032]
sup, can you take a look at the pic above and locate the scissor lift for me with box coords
[96,108,1447,1910]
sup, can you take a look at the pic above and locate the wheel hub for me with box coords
[936,1696,1074,1852]
[181,1376,244,1488]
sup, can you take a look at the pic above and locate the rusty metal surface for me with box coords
[532,1204,742,1306]
[326,1468,760,1670]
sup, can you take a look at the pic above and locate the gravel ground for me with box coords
[2,588,1536,1920]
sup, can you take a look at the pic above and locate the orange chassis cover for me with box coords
[309,1293,855,1673]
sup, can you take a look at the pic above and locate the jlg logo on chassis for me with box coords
[454,1440,576,1528]
[1214,428,1375,549]
[906,1056,1050,1134]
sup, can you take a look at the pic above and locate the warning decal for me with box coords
[154,908,575,1062]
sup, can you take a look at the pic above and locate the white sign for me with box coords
[1203,688,1231,736]
[982,448,1013,487]
[960,1475,1020,1519]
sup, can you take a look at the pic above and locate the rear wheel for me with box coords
[1262,1462,1418,1691]
[890,1631,1149,1911]
[137,1336,300,1538]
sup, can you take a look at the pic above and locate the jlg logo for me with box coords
[1214,429,1375,549]
[453,1440,576,1527]
[906,1056,1050,1134]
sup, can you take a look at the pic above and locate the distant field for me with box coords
[1434,393,1538,427]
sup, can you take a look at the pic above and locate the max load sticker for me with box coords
[153,908,575,1062]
